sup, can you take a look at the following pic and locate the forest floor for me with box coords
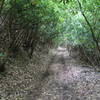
[0,46,100,100]
[35,47,100,100]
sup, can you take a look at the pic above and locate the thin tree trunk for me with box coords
[77,0,100,54]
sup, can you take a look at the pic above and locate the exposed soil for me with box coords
[0,47,100,100]
[35,47,100,100]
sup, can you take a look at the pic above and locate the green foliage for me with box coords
[0,53,5,57]
[62,0,100,47]
[0,0,100,64]
[58,0,100,65]
[0,0,68,57]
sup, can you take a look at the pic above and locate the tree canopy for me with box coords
[0,0,100,65]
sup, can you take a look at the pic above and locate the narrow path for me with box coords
[35,46,100,100]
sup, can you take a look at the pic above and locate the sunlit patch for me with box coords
[57,46,66,51]
[57,66,83,84]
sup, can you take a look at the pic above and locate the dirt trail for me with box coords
[34,46,100,100]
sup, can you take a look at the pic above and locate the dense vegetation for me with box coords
[0,0,100,72]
